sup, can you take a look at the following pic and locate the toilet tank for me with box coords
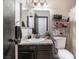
[53,37,66,49]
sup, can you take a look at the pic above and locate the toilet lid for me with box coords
[58,49,74,59]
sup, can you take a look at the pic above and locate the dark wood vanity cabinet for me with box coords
[18,45,36,59]
[18,45,52,59]
[37,45,52,59]
[37,51,52,59]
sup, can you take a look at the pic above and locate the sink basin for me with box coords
[27,38,45,43]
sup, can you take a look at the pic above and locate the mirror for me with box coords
[27,15,48,36]
[20,7,50,38]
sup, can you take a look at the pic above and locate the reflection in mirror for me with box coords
[27,15,48,36]
[37,16,48,35]
[27,16,34,28]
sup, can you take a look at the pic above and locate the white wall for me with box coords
[69,6,76,57]
[15,0,21,26]
[46,0,76,17]
[21,0,76,26]
[21,0,76,17]
[21,10,28,27]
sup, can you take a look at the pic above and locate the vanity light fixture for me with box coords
[32,0,47,7]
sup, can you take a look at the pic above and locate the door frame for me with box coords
[36,16,48,35]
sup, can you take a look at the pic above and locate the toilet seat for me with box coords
[58,49,74,59]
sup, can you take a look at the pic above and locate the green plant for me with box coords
[44,32,51,37]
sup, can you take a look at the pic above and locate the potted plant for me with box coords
[44,31,51,39]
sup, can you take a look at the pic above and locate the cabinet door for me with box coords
[18,45,36,59]
[37,51,52,59]
[18,52,34,59]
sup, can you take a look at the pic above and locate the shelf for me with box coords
[52,35,67,37]
[52,27,68,29]
[52,19,70,38]
[53,21,69,22]
[52,19,69,22]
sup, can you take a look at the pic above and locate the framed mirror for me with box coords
[27,15,48,35]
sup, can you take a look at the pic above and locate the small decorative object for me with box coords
[22,21,25,27]
[32,28,38,38]
[67,17,69,22]
[32,34,37,38]
[28,35,31,39]
[44,32,51,39]
[60,32,63,35]
[53,14,62,20]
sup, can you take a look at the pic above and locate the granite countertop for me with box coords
[18,38,53,45]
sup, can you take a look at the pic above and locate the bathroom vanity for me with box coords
[16,38,53,59]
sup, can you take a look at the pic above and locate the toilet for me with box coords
[53,37,74,59]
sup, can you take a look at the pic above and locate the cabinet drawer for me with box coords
[18,52,34,59]
[18,45,37,52]
[37,45,52,51]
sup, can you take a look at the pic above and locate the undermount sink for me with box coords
[27,38,45,42]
